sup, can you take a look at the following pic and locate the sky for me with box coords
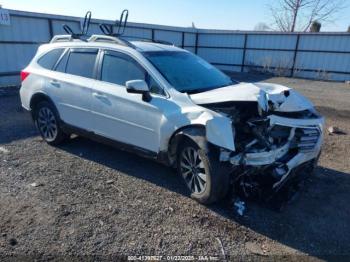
[0,0,349,31]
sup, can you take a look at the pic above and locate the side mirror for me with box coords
[126,80,152,102]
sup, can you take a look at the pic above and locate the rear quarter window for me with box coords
[37,49,64,70]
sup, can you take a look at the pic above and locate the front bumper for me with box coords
[227,114,324,190]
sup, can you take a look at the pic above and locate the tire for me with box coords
[33,100,69,145]
[177,139,231,204]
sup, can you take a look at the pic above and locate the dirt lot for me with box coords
[1,74,350,261]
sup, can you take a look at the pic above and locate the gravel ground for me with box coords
[0,74,350,261]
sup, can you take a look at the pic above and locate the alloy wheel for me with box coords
[37,107,58,142]
[180,147,207,194]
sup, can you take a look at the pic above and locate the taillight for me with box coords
[20,71,30,82]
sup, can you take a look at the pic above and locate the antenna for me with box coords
[62,11,92,39]
[99,9,129,37]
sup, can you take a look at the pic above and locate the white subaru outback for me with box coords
[20,35,324,204]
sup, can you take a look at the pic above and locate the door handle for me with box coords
[92,92,107,99]
[50,80,60,88]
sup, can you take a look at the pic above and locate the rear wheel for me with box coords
[33,101,69,145]
[177,139,230,204]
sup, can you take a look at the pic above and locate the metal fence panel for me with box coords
[198,33,245,48]
[295,52,350,72]
[184,47,195,53]
[215,65,241,72]
[154,30,182,46]
[0,43,38,72]
[247,34,297,50]
[197,48,243,65]
[184,33,196,46]
[245,50,295,68]
[0,15,49,42]
[51,20,80,35]
[0,75,19,86]
[123,27,152,40]
[0,9,350,87]
[298,35,350,52]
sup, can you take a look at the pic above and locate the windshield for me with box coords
[143,51,236,93]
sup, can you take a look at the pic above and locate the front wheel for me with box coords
[33,101,69,145]
[177,139,231,204]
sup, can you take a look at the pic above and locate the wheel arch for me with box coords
[29,92,58,119]
[167,124,208,167]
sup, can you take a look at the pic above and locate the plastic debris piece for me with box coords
[327,126,347,135]
[234,199,246,216]
[0,147,9,154]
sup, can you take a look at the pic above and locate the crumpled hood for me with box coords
[189,82,314,112]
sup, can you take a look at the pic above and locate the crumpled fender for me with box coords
[206,117,235,151]
[181,109,235,151]
[164,107,235,153]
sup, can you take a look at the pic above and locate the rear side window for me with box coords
[37,49,64,70]
[65,49,98,78]
[101,53,145,86]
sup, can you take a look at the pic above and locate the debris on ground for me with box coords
[245,242,267,256]
[233,198,246,216]
[106,179,114,184]
[327,126,347,135]
[164,206,174,214]
[30,182,43,187]
[0,146,9,154]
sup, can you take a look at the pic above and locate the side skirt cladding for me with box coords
[60,122,159,161]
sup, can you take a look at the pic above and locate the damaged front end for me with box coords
[201,100,324,202]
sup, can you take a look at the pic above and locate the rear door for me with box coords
[90,50,167,153]
[50,48,98,131]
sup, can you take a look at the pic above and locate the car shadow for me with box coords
[58,136,189,196]
[59,136,350,260]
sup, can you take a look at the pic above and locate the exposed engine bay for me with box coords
[200,100,324,205]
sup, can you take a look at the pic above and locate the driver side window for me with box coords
[101,51,165,96]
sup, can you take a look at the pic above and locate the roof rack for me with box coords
[99,9,129,37]
[50,35,75,43]
[87,35,135,48]
[62,11,92,40]
[49,9,175,48]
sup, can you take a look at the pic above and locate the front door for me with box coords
[91,50,166,153]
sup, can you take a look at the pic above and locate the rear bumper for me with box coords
[19,85,31,111]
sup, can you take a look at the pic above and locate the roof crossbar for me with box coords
[62,11,92,40]
[99,9,129,37]
[87,35,135,48]
[50,35,74,43]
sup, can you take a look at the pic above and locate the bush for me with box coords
[310,21,321,32]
